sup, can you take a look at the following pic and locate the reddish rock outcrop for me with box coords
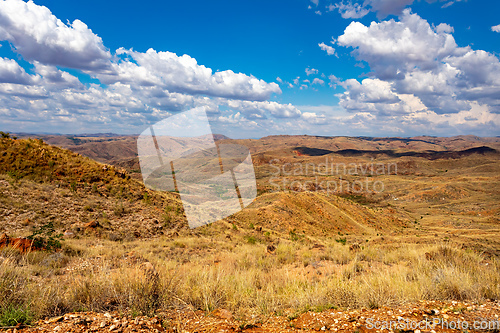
[0,233,44,253]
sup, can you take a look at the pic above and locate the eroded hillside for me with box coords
[1,135,500,331]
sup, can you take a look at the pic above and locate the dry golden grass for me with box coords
[1,236,499,324]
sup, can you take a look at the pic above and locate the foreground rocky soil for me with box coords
[4,301,500,333]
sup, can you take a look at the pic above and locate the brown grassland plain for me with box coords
[0,135,499,331]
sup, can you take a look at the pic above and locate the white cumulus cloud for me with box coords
[335,9,500,117]
[0,57,35,84]
[97,48,281,101]
[0,0,111,70]
[337,10,459,79]
[329,1,370,18]
[312,78,325,85]
[330,0,467,20]
[369,0,415,18]
[224,99,301,119]
[318,42,336,56]
[0,0,293,135]
[305,67,319,76]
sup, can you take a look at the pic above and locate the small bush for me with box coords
[27,221,63,251]
[114,202,125,217]
[0,305,33,327]
[335,238,347,246]
[143,192,151,205]
[163,213,172,227]
[245,236,258,245]
[289,229,300,242]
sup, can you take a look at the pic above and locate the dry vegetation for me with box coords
[0,137,187,241]
[1,135,500,329]
[1,237,499,326]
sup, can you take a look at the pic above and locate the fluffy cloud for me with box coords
[0,64,295,132]
[0,57,34,84]
[369,0,415,18]
[336,10,500,115]
[341,78,400,104]
[337,11,458,79]
[216,112,255,126]
[305,67,319,76]
[95,48,281,101]
[492,24,500,33]
[0,0,281,104]
[33,62,83,88]
[329,1,370,18]
[337,78,415,116]
[288,100,499,137]
[312,78,325,85]
[330,0,466,19]
[0,0,111,70]
[0,82,47,99]
[435,23,453,34]
[318,42,336,56]
[0,0,291,134]
[301,112,328,125]
[0,57,83,97]
[224,100,301,119]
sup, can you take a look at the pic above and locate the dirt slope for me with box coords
[0,137,186,240]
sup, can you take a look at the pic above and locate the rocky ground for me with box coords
[3,301,500,332]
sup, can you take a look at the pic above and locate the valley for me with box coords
[0,134,499,332]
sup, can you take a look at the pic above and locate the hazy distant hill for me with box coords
[12,134,500,175]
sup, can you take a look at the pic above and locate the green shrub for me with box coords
[114,202,125,217]
[0,305,33,326]
[335,238,347,246]
[245,236,258,244]
[289,229,300,242]
[143,192,151,205]
[27,221,64,251]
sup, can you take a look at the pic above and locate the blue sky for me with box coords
[0,0,499,138]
